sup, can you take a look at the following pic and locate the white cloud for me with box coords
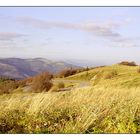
[16,16,122,38]
[16,16,138,47]
[0,32,24,41]
[0,11,137,48]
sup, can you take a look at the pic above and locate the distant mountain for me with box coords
[0,58,81,79]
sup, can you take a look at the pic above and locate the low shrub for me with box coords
[104,70,118,79]
[50,82,65,92]
[0,76,13,82]
[57,69,77,78]
[31,72,53,93]
[57,82,65,89]
[137,67,140,73]
[17,80,27,87]
[0,81,19,94]
[119,61,137,66]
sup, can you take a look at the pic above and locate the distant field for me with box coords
[0,64,140,133]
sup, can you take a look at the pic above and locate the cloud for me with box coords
[0,32,24,41]
[16,16,122,38]
[80,22,121,39]
[16,16,80,33]
[16,16,138,47]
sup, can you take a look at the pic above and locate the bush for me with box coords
[17,80,27,87]
[0,76,12,82]
[50,82,65,92]
[0,81,19,94]
[104,70,118,79]
[137,67,140,73]
[119,61,137,66]
[31,72,53,93]
[57,82,65,89]
[0,76,19,94]
[57,69,77,78]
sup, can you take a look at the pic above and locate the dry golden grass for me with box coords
[0,85,139,133]
[0,64,140,133]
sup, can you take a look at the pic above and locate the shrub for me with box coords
[17,80,27,87]
[0,76,12,82]
[119,61,137,66]
[0,81,19,94]
[58,69,77,78]
[137,67,140,73]
[57,82,65,89]
[0,76,20,94]
[50,82,65,92]
[31,72,53,93]
[104,70,118,79]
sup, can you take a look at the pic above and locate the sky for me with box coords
[0,7,140,66]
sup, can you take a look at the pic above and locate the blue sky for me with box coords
[0,7,140,66]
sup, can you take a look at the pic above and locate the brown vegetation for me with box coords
[0,76,28,94]
[0,72,54,94]
[104,70,118,79]
[57,68,78,78]
[0,81,19,94]
[137,67,140,73]
[119,61,137,66]
[50,82,65,92]
[57,82,65,89]
[31,72,53,93]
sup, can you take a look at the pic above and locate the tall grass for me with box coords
[0,64,140,133]
[0,86,139,133]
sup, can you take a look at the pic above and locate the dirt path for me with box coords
[52,79,90,91]
[23,79,90,93]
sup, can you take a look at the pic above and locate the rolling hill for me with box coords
[0,58,81,79]
[0,64,140,133]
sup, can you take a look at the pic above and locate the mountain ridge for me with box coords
[0,58,81,79]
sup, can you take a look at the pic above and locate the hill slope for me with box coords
[67,64,140,88]
[0,64,139,133]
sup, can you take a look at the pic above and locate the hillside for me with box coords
[0,58,81,79]
[64,64,140,92]
[0,64,139,133]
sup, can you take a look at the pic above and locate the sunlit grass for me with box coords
[0,64,140,133]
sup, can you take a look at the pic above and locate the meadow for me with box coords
[0,64,140,133]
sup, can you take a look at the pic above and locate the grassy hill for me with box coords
[67,64,140,87]
[0,64,139,133]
